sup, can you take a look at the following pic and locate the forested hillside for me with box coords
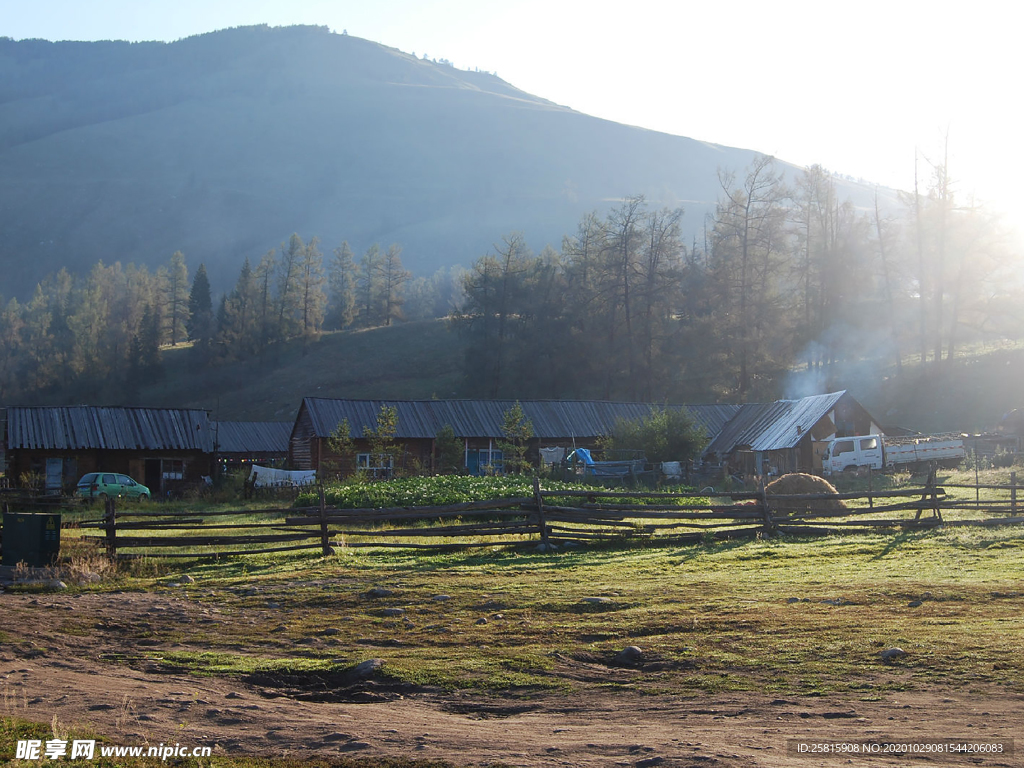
[2,150,1020,434]
[452,156,1022,408]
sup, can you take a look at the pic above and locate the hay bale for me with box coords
[765,473,846,513]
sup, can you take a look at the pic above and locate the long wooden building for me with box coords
[289,398,739,476]
[4,406,214,495]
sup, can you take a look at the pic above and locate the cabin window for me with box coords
[832,440,854,456]
[161,460,185,481]
[356,453,394,478]
[859,437,879,451]
[357,453,393,470]
[478,450,504,473]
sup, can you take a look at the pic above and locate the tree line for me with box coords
[1,151,1014,407]
[0,234,463,403]
[452,154,1018,403]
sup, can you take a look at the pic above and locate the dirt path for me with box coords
[2,591,1020,767]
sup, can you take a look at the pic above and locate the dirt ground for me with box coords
[2,590,1020,767]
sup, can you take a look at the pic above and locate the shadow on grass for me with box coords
[668,536,760,564]
[870,527,945,560]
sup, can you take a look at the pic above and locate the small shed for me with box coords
[3,406,214,495]
[702,391,880,477]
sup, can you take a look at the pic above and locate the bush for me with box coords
[434,424,464,474]
[992,448,1017,469]
[605,407,706,464]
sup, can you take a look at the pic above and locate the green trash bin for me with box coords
[2,512,61,568]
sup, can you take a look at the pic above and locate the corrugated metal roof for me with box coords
[214,422,292,455]
[703,403,777,458]
[300,398,732,441]
[681,404,743,438]
[6,406,213,452]
[703,391,847,456]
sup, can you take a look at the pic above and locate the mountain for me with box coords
[0,24,889,296]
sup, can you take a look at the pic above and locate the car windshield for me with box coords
[78,473,99,485]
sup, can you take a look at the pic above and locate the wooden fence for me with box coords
[21,473,1016,560]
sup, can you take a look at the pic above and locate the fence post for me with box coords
[104,496,117,560]
[758,478,774,535]
[975,439,981,507]
[1012,472,1017,516]
[928,467,943,522]
[914,470,930,522]
[867,467,874,510]
[318,485,332,556]
[533,476,550,550]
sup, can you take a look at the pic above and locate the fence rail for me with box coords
[3,472,1023,562]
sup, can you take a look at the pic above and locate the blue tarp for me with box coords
[573,448,594,465]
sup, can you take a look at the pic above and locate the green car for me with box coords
[75,472,151,501]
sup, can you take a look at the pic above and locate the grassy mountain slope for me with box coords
[841,341,1024,434]
[136,318,1024,433]
[0,25,889,297]
[141,319,464,420]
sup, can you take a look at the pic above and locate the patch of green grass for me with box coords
[138,319,464,421]
[42,515,1024,703]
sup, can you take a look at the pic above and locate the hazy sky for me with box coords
[3,0,1018,220]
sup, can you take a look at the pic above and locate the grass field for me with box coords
[34,468,1024,699]
[4,469,1023,766]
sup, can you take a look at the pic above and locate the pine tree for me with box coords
[0,297,23,401]
[497,402,533,474]
[327,241,357,329]
[186,263,214,349]
[276,234,304,340]
[253,250,277,354]
[298,236,327,338]
[220,258,258,356]
[357,244,384,327]
[164,251,190,346]
[380,244,410,326]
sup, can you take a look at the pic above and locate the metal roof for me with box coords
[703,391,847,457]
[299,398,734,441]
[214,422,292,455]
[5,406,214,452]
[681,404,743,438]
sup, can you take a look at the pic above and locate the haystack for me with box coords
[764,473,846,514]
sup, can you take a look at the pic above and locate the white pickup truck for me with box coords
[823,434,966,474]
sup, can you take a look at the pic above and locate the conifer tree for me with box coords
[164,251,190,346]
[358,244,384,327]
[327,241,357,329]
[276,234,304,340]
[186,263,214,349]
[253,250,277,354]
[220,258,258,356]
[381,243,410,326]
[298,236,327,338]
